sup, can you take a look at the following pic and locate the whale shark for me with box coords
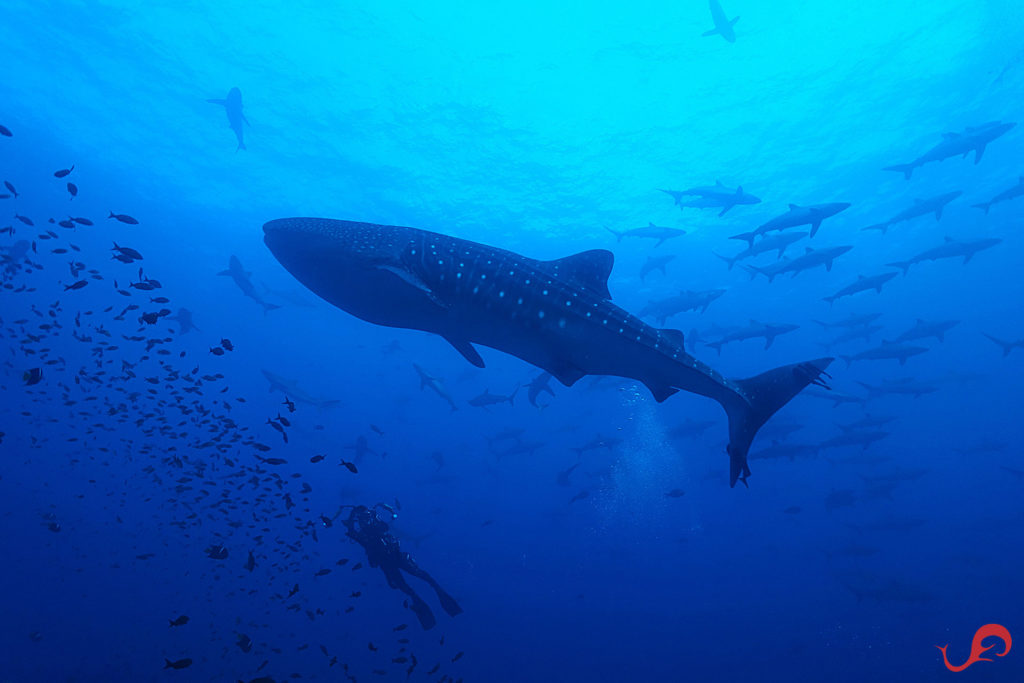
[264,217,833,487]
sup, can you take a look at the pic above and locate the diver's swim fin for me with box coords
[410,597,436,630]
[436,589,464,617]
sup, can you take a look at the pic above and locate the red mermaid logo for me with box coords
[936,624,1012,672]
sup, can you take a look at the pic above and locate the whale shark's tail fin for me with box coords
[722,357,834,487]
[883,163,916,180]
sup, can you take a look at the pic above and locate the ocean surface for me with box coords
[2,1,1023,681]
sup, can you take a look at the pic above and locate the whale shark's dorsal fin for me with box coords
[544,249,614,300]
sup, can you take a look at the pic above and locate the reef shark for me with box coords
[206,87,249,151]
[264,217,833,487]
[702,0,739,43]
[733,202,850,243]
[883,121,1016,179]
[261,368,340,409]
[218,255,281,312]
[861,191,962,234]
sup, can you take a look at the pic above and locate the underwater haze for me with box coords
[2,0,1023,681]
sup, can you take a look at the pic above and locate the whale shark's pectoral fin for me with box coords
[445,337,485,368]
[377,264,450,309]
[645,383,679,402]
[544,249,614,300]
[545,360,587,387]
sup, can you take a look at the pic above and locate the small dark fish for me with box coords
[210,347,224,356]
[0,124,11,137]
[168,615,189,627]
[64,280,88,291]
[282,397,296,413]
[4,180,17,197]
[220,338,234,351]
[315,568,331,576]
[370,424,384,436]
[368,642,378,651]
[66,182,78,199]
[350,591,361,598]
[14,214,33,226]
[451,651,464,662]
[23,368,43,385]
[112,242,143,260]
[340,460,358,474]
[204,544,228,560]
[71,216,92,226]
[139,312,160,325]
[245,550,257,572]
[54,165,74,178]
[164,658,192,670]
[569,490,589,504]
[665,488,686,498]
[150,296,169,303]
[236,633,253,653]
[310,454,325,463]
[108,211,138,224]
[276,414,290,427]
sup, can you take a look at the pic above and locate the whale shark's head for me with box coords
[263,217,446,330]
[264,217,408,270]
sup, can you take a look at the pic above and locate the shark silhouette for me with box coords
[206,87,249,151]
[264,217,833,487]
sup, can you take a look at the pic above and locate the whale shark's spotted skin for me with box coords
[264,217,832,487]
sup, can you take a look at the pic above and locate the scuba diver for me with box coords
[339,503,463,630]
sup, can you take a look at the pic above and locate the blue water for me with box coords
[2,1,1023,681]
